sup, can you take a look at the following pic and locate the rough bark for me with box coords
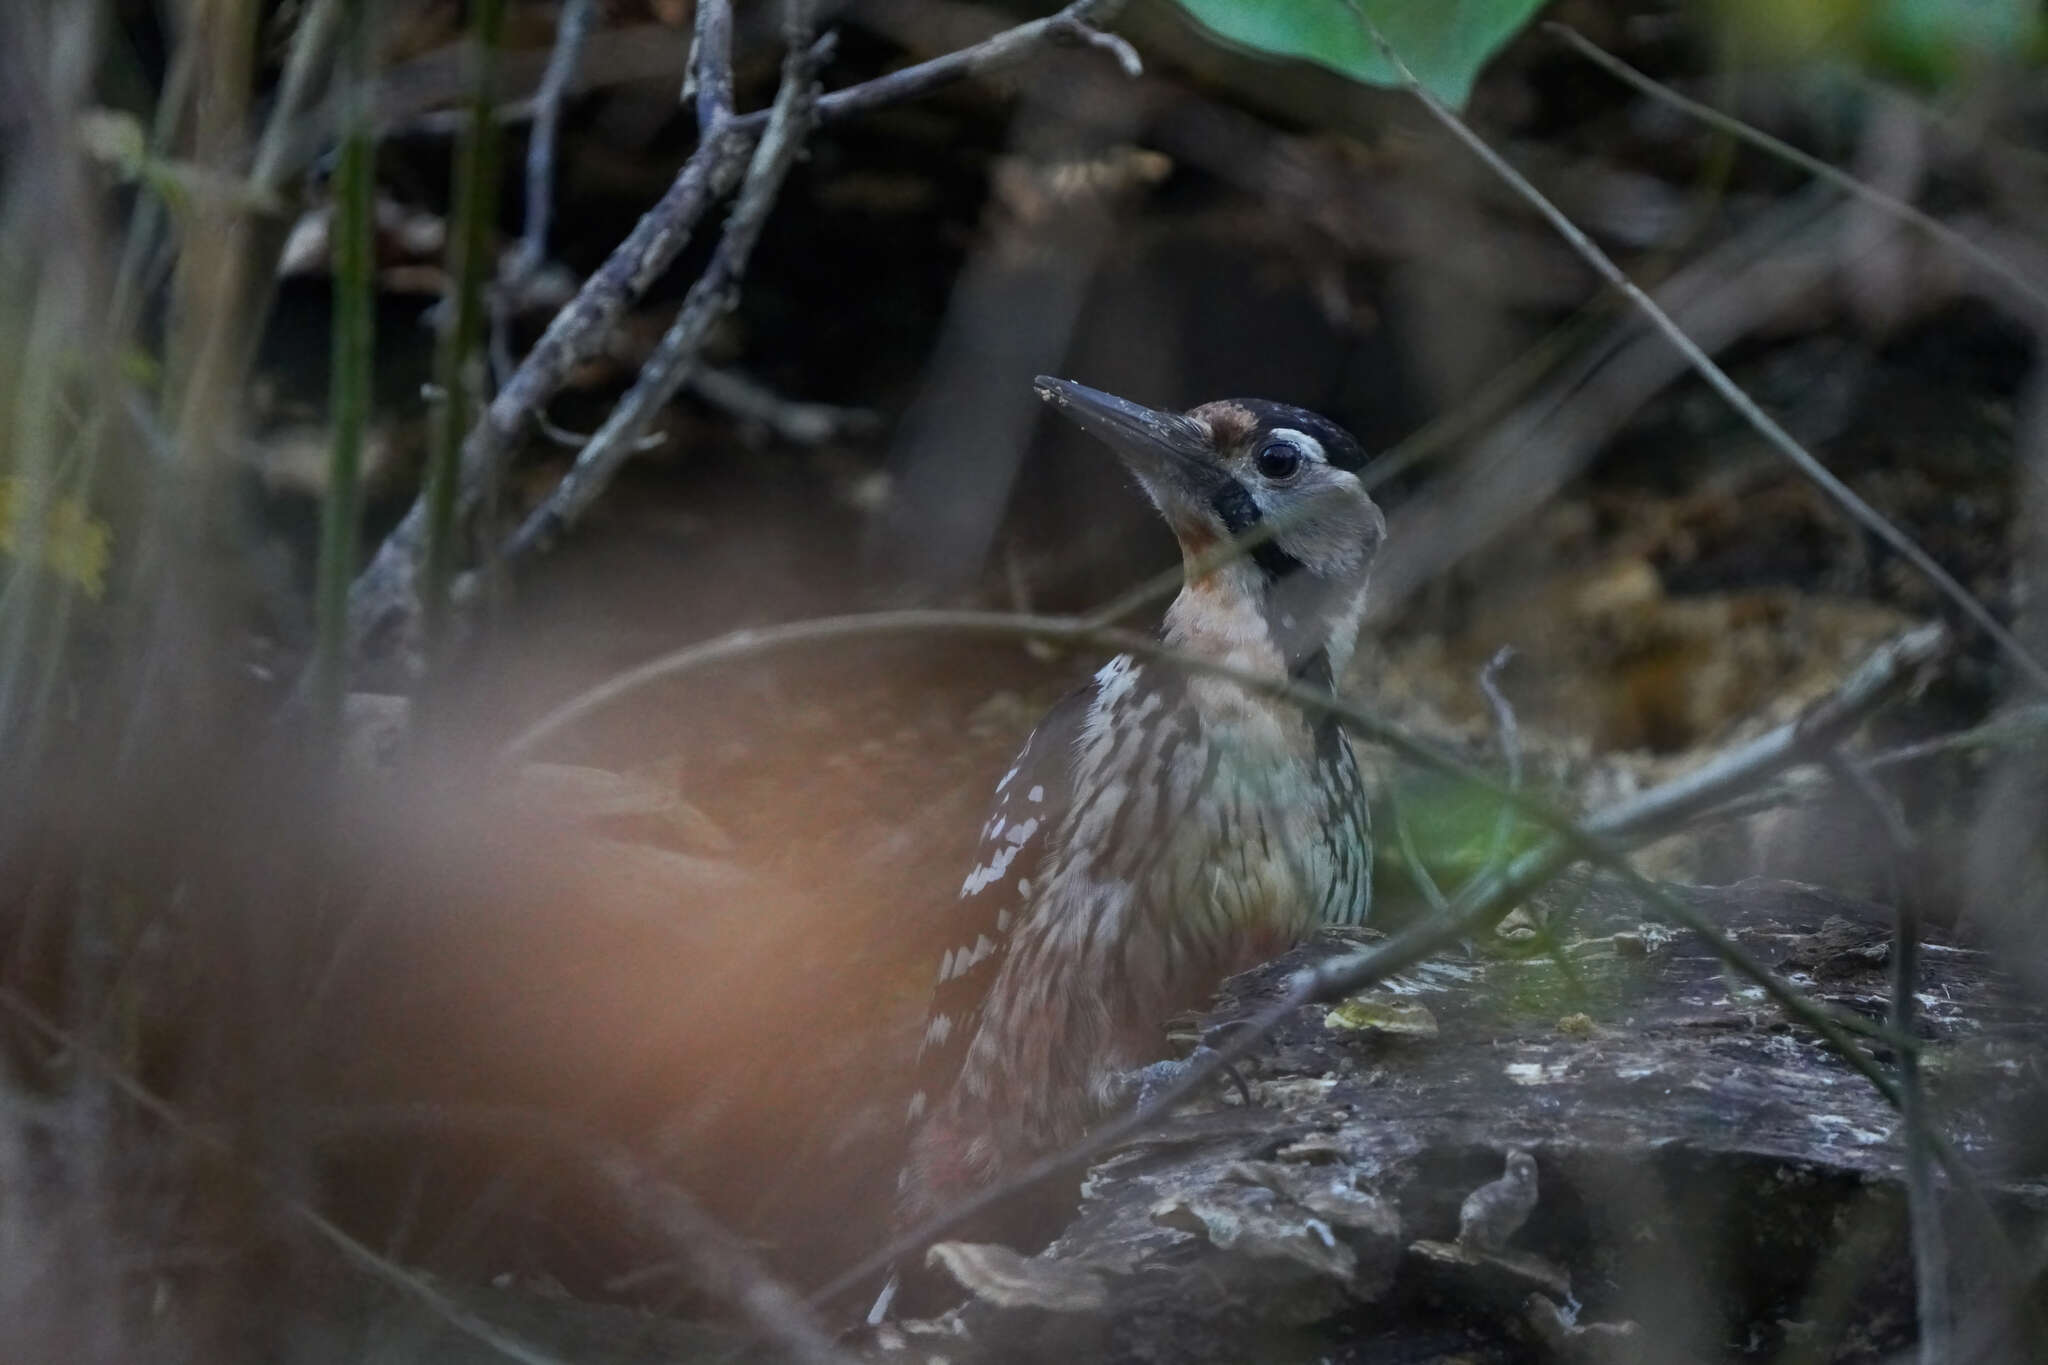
[898,876,2047,1363]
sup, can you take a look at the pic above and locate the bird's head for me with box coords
[1035,375,1385,683]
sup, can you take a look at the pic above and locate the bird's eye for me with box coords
[1255,441,1302,482]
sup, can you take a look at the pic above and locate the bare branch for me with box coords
[688,367,882,444]
[1872,702,2048,768]
[1604,701,2048,837]
[509,0,596,283]
[1826,751,1948,1362]
[1470,645,1521,896]
[692,0,735,131]
[343,126,750,662]
[734,0,1135,133]
[249,0,349,192]
[1060,20,1142,78]
[1350,7,2048,696]
[501,26,826,562]
[340,0,1140,667]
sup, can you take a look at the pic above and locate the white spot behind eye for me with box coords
[1267,427,1326,463]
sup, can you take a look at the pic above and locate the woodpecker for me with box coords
[893,376,1386,1258]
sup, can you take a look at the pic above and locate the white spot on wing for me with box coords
[1027,785,1045,803]
[924,1013,953,1046]
[960,841,1023,896]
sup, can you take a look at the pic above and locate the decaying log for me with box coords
[892,876,2047,1363]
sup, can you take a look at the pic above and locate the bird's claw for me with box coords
[1121,1045,1253,1111]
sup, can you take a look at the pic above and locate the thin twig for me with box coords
[1349,7,2048,697]
[733,0,1136,133]
[1826,750,1948,1364]
[249,0,350,193]
[0,991,571,1365]
[1388,782,1451,914]
[500,28,827,561]
[693,0,736,132]
[1869,702,2048,769]
[1387,647,1521,953]
[687,367,882,444]
[1617,702,2048,837]
[1470,645,1521,896]
[339,0,1136,665]
[1546,22,2048,319]
[510,0,596,283]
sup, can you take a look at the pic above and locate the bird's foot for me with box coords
[1120,1045,1254,1112]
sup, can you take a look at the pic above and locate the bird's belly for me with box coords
[1125,763,1352,1017]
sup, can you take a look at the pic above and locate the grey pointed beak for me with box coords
[1033,376,1216,501]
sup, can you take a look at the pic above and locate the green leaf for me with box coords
[1169,0,1549,107]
